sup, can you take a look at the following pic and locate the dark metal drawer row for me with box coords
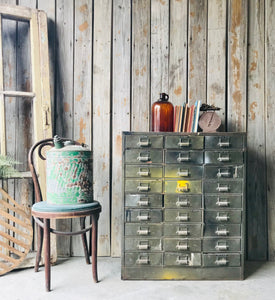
[124,134,245,150]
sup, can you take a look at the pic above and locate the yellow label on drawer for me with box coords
[176,180,190,193]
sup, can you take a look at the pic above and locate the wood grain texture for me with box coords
[111,0,131,257]
[169,0,188,106]
[93,0,111,256]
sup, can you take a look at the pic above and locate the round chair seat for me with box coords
[32,201,101,213]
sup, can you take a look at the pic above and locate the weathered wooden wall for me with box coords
[1,0,275,260]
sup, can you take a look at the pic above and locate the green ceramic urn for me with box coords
[46,136,93,205]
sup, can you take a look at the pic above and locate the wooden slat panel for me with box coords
[227,0,247,131]
[207,0,226,129]
[111,0,131,257]
[93,0,112,256]
[266,0,275,261]
[188,0,207,105]
[71,0,93,256]
[0,3,33,20]
[151,0,169,105]
[169,0,188,105]
[131,0,150,131]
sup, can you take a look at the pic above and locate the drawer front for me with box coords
[125,179,162,193]
[125,252,163,266]
[202,238,241,252]
[164,209,202,223]
[125,209,162,223]
[205,135,244,149]
[165,180,202,194]
[125,238,162,251]
[205,210,242,224]
[164,194,202,209]
[205,151,244,164]
[165,136,204,149]
[164,238,201,252]
[204,165,244,179]
[125,149,163,164]
[204,195,242,209]
[125,223,162,237]
[165,165,203,179]
[125,134,163,148]
[125,165,163,178]
[165,150,203,164]
[164,224,202,237]
[203,253,241,267]
[204,225,241,237]
[203,180,242,194]
[164,252,201,267]
[125,194,162,208]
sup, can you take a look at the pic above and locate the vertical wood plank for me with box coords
[71,0,93,256]
[247,0,267,261]
[151,0,169,105]
[132,0,150,131]
[169,0,188,105]
[266,0,275,261]
[227,0,247,131]
[188,0,207,105]
[111,0,131,257]
[55,0,74,256]
[207,0,226,129]
[93,0,112,256]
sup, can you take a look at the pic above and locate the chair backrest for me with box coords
[28,137,78,203]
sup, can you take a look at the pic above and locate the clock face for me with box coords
[198,111,221,132]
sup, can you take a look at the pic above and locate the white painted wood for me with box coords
[132,0,150,131]
[169,0,188,106]
[93,0,112,256]
[207,0,226,129]
[227,0,247,132]
[111,0,131,257]
[151,0,169,107]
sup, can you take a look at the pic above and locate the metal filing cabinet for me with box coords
[121,132,246,280]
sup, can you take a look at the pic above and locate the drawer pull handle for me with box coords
[136,256,149,265]
[137,170,150,177]
[218,139,230,148]
[137,242,149,250]
[215,257,228,266]
[137,214,150,221]
[215,228,229,236]
[177,169,189,177]
[216,199,230,207]
[215,243,228,251]
[137,155,150,162]
[177,183,189,193]
[137,138,150,147]
[216,213,229,222]
[137,228,149,235]
[176,243,189,250]
[137,184,150,192]
[176,228,189,236]
[176,199,190,207]
[137,199,149,206]
[177,155,190,162]
[176,256,189,265]
[176,214,189,222]
[217,184,229,192]
[217,169,231,178]
[217,154,230,162]
[178,139,190,147]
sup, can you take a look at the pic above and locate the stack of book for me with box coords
[173,100,201,132]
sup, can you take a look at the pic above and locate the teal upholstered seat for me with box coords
[32,201,100,213]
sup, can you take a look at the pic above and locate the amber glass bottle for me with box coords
[151,93,174,132]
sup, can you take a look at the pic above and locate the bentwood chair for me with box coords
[28,138,101,292]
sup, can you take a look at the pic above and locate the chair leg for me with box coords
[35,220,43,272]
[80,217,91,264]
[44,218,51,292]
[91,214,99,283]
[89,215,92,257]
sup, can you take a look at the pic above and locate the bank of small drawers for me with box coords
[122,132,246,280]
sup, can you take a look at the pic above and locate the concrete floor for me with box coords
[1,257,275,300]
